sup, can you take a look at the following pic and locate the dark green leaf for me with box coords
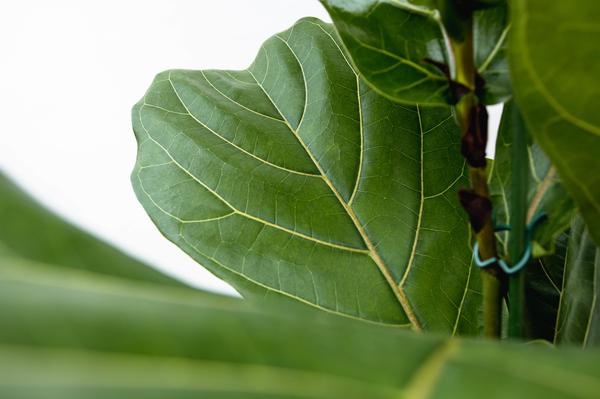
[526,231,568,342]
[489,101,575,257]
[474,2,511,104]
[555,216,600,348]
[509,0,600,245]
[2,256,600,398]
[320,0,510,105]
[132,18,480,333]
[0,172,183,287]
[320,0,450,105]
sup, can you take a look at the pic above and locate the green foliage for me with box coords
[489,102,575,257]
[0,173,182,287]
[132,18,480,333]
[509,0,600,246]
[320,0,510,105]
[2,176,599,397]
[554,216,600,347]
[1,235,600,397]
[524,215,599,347]
[2,0,600,396]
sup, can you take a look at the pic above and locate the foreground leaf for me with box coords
[1,257,600,398]
[509,0,600,245]
[320,0,510,105]
[0,172,183,287]
[132,18,480,332]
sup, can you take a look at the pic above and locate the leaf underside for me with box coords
[132,18,480,333]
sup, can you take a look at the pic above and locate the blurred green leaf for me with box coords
[131,17,480,333]
[1,255,600,398]
[0,172,183,287]
[320,0,510,105]
[509,0,600,246]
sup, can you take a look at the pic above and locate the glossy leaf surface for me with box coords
[2,256,600,398]
[132,18,480,332]
[320,0,510,105]
[509,0,600,245]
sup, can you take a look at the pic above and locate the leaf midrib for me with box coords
[252,28,422,329]
[137,106,368,255]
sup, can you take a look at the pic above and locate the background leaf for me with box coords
[526,230,568,342]
[320,0,510,105]
[132,18,481,333]
[0,172,183,287]
[555,216,600,348]
[474,1,511,104]
[320,0,450,105]
[489,101,575,257]
[509,0,600,246]
[489,102,578,342]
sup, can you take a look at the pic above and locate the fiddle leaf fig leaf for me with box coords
[525,216,600,347]
[474,2,511,104]
[2,256,600,398]
[525,231,569,342]
[0,172,183,287]
[320,0,510,105]
[509,0,600,246]
[554,216,600,348]
[319,0,450,105]
[132,18,481,333]
[489,101,576,257]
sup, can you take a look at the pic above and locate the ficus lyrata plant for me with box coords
[0,0,599,397]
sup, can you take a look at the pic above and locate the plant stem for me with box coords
[507,105,529,338]
[449,11,502,339]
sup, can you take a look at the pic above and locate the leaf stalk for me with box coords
[507,106,529,338]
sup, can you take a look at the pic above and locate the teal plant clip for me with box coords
[473,213,547,274]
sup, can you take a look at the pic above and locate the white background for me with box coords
[0,1,501,295]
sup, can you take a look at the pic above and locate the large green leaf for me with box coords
[320,0,510,105]
[509,0,600,246]
[0,172,183,287]
[132,18,480,333]
[489,101,575,256]
[2,256,600,398]
[555,216,600,348]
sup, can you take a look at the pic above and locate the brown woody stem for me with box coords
[450,11,503,338]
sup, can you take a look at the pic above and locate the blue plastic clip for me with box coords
[473,213,547,274]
